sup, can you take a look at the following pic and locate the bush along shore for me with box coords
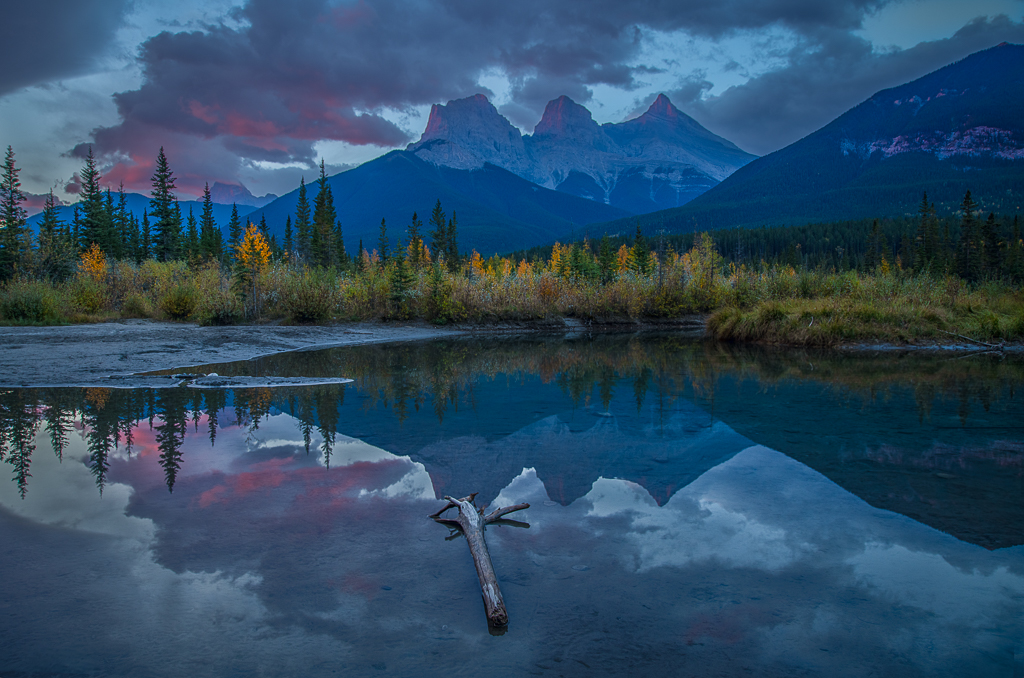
[0,222,1021,347]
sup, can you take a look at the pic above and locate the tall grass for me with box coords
[1,254,1021,345]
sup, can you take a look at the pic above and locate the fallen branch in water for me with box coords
[938,330,1002,349]
[430,494,529,628]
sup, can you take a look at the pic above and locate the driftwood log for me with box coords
[430,493,530,627]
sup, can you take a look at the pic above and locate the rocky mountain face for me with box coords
[609,42,1024,232]
[407,93,755,214]
[210,182,278,208]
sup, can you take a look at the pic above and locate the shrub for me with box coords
[195,283,243,326]
[286,268,338,324]
[120,294,152,319]
[71,277,105,313]
[0,280,61,323]
[160,285,198,320]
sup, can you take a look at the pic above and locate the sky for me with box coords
[1,0,1022,207]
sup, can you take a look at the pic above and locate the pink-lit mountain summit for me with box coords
[408,93,755,213]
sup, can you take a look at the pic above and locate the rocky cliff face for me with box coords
[407,93,756,214]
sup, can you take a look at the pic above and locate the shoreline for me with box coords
[0,317,1018,389]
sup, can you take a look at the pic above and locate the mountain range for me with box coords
[407,93,755,214]
[606,42,1024,235]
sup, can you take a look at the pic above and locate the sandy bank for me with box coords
[0,320,465,388]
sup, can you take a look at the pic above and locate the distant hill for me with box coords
[600,43,1024,235]
[246,150,629,255]
[408,93,755,214]
[26,192,257,231]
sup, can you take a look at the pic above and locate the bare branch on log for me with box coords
[483,503,530,524]
[431,494,530,628]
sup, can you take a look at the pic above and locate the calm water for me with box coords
[1,334,1022,677]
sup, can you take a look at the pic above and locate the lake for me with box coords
[1,333,1021,677]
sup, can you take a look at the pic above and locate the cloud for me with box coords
[674,15,1024,154]
[83,0,911,191]
[0,0,131,96]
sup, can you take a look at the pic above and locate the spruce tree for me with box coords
[78,147,115,253]
[629,224,651,275]
[283,215,293,255]
[149,147,179,261]
[140,209,151,261]
[36,190,74,281]
[445,212,460,272]
[428,199,447,264]
[103,189,117,256]
[378,217,389,266]
[129,213,141,264]
[334,218,347,266]
[956,191,981,281]
[406,211,424,269]
[980,212,1001,277]
[0,146,28,281]
[38,189,62,239]
[311,160,337,268]
[114,183,130,259]
[199,183,218,259]
[294,177,311,261]
[598,233,616,283]
[227,203,242,251]
[185,207,199,260]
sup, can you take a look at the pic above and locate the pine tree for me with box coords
[259,213,269,237]
[406,211,424,269]
[140,209,151,261]
[38,189,62,239]
[227,203,242,253]
[428,199,447,265]
[294,177,311,261]
[283,215,293,255]
[129,213,141,264]
[629,224,651,275]
[185,207,199,260]
[334,218,347,266]
[378,218,389,266]
[914,192,931,271]
[598,233,616,283]
[103,189,117,256]
[445,212,460,272]
[311,160,336,267]
[389,240,414,314]
[150,147,179,261]
[0,146,28,281]
[114,183,130,259]
[956,191,981,281]
[199,183,218,259]
[36,190,75,281]
[980,212,1001,277]
[78,146,107,252]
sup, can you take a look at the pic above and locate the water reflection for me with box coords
[0,334,1021,676]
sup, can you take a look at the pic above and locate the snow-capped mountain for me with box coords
[407,93,756,214]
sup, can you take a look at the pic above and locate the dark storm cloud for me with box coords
[0,0,131,96]
[84,0,903,190]
[671,15,1024,154]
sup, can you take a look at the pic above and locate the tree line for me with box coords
[0,145,462,282]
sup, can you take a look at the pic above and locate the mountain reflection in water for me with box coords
[0,334,1021,677]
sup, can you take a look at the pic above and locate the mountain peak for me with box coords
[409,93,529,172]
[210,182,277,208]
[641,93,680,121]
[533,96,598,137]
[419,93,507,140]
